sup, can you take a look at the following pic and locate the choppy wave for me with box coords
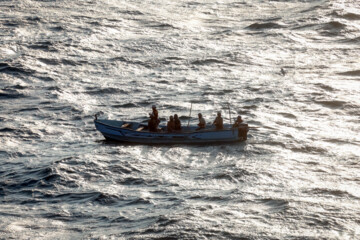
[246,22,285,30]
[0,85,27,99]
[307,188,360,200]
[0,63,34,75]
[314,99,347,108]
[331,11,360,20]
[0,0,359,239]
[337,70,360,76]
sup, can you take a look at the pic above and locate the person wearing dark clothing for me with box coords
[232,115,243,128]
[233,115,248,140]
[148,113,157,132]
[152,105,160,127]
[152,105,159,119]
[174,114,181,131]
[167,116,175,132]
[213,112,223,130]
[196,113,206,131]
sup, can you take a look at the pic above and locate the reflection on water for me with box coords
[0,0,360,239]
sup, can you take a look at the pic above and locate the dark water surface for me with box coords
[1,0,360,239]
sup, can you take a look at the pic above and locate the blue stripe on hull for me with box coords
[102,133,244,144]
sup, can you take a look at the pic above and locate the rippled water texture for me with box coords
[1,0,360,239]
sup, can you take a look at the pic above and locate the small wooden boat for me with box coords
[94,118,249,144]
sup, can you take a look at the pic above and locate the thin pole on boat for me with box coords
[228,103,232,125]
[187,103,192,127]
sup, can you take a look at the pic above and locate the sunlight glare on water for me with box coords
[0,0,360,239]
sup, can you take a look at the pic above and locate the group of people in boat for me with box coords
[148,105,244,132]
[166,114,181,132]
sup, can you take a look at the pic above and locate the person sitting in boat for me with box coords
[167,115,175,132]
[232,115,243,128]
[148,113,158,132]
[196,113,206,131]
[174,114,181,131]
[213,111,224,130]
[152,105,160,127]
